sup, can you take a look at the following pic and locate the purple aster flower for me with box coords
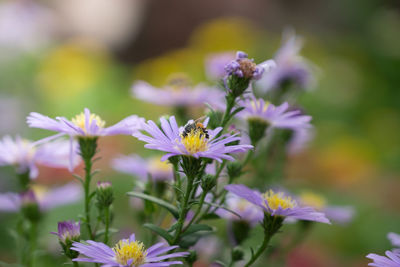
[0,182,82,212]
[71,233,189,266]
[298,191,354,224]
[258,32,315,92]
[131,80,225,108]
[0,135,80,179]
[367,251,400,267]
[205,51,236,80]
[216,192,263,225]
[133,116,253,162]
[224,184,330,224]
[388,233,400,248]
[27,108,143,170]
[287,127,315,155]
[51,220,81,244]
[112,154,173,181]
[238,94,312,131]
[225,51,276,81]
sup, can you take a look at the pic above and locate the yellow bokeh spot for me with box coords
[181,130,208,154]
[299,191,326,210]
[71,112,105,133]
[263,190,296,210]
[113,239,147,266]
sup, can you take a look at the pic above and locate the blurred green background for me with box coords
[0,0,400,266]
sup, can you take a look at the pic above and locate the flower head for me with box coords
[112,154,173,181]
[0,183,82,212]
[72,233,188,266]
[239,95,312,131]
[131,78,225,108]
[225,51,274,80]
[0,135,80,179]
[27,108,143,138]
[52,220,81,244]
[225,184,330,224]
[133,116,252,162]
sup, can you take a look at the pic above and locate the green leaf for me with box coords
[143,223,173,244]
[127,191,179,219]
[182,224,213,237]
[178,233,203,248]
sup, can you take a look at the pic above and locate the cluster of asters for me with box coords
[2,33,386,267]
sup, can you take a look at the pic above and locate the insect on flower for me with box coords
[181,117,210,139]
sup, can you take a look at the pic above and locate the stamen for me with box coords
[238,58,257,78]
[113,239,147,266]
[71,112,105,133]
[181,129,208,154]
[263,190,296,210]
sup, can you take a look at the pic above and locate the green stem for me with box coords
[220,96,236,130]
[73,262,79,267]
[244,230,272,267]
[83,156,94,240]
[183,190,206,232]
[172,175,194,244]
[103,207,110,244]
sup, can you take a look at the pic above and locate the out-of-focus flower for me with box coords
[258,32,315,92]
[131,79,225,108]
[205,52,236,80]
[388,233,400,248]
[239,95,312,131]
[112,154,173,181]
[71,233,188,266]
[0,135,80,179]
[298,191,354,224]
[133,116,252,162]
[216,192,263,225]
[225,184,330,224]
[193,235,221,260]
[0,0,55,56]
[0,183,82,212]
[225,51,275,81]
[27,108,143,169]
[367,251,400,267]
[287,127,315,155]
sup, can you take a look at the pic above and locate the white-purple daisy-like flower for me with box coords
[216,192,263,226]
[112,154,173,182]
[71,233,189,266]
[133,116,253,162]
[205,51,236,80]
[0,182,82,212]
[238,95,312,131]
[0,135,80,179]
[27,108,143,138]
[225,51,276,81]
[51,220,81,244]
[131,80,225,108]
[224,184,330,224]
[367,251,400,267]
[257,32,315,92]
[298,191,354,224]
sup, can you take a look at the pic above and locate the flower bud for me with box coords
[52,220,80,259]
[226,162,242,181]
[248,118,269,146]
[231,246,244,262]
[96,181,114,208]
[201,174,217,192]
[78,136,98,160]
[20,190,41,222]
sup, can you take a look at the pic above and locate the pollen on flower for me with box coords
[180,129,209,154]
[71,112,106,133]
[299,191,326,210]
[239,58,257,78]
[113,239,147,266]
[263,190,296,210]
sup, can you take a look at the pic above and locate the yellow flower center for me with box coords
[148,157,171,173]
[180,129,208,154]
[71,112,106,133]
[299,191,326,210]
[263,190,296,210]
[113,239,147,266]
